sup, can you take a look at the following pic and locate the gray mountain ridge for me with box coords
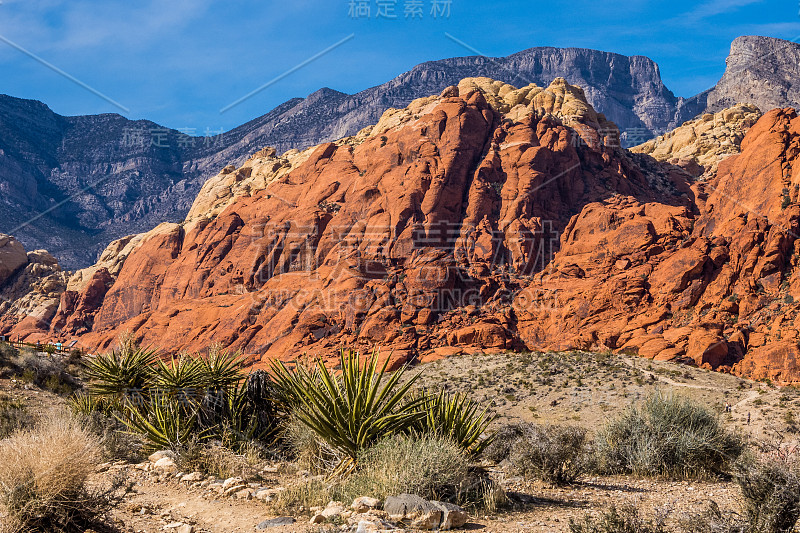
[0,35,797,268]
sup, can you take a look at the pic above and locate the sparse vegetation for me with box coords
[0,411,120,532]
[595,393,744,478]
[569,504,668,533]
[485,423,590,484]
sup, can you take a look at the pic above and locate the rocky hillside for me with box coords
[4,35,797,269]
[688,36,800,116]
[5,76,799,383]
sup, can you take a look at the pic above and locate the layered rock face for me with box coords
[691,36,800,117]
[5,78,800,383]
[8,78,678,364]
[631,104,762,178]
[1,36,796,269]
[0,237,68,339]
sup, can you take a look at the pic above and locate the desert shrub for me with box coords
[118,392,200,452]
[485,423,590,484]
[334,433,471,503]
[569,504,668,533]
[0,342,18,368]
[0,411,118,532]
[285,415,342,475]
[595,393,743,478]
[0,393,28,438]
[174,438,262,481]
[83,345,156,401]
[734,449,800,532]
[413,390,496,455]
[270,349,425,476]
[83,338,280,455]
[13,352,78,395]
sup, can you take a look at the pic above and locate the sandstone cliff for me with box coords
[5,79,800,383]
[6,36,795,269]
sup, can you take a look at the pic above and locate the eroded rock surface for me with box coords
[4,79,800,382]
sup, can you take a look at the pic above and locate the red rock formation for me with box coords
[6,79,800,383]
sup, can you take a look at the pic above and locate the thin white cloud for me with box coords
[679,0,765,22]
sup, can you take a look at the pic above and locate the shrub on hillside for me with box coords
[485,423,590,484]
[0,411,118,532]
[0,393,28,439]
[595,393,743,478]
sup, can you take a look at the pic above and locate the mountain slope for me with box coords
[1,36,798,269]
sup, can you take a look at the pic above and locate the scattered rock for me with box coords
[256,517,296,529]
[352,496,382,513]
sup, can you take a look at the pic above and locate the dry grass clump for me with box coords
[0,411,115,532]
[335,433,471,503]
[174,438,263,481]
[485,423,590,484]
[273,433,499,514]
[735,448,800,532]
[595,393,743,478]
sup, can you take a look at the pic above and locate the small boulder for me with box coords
[153,457,177,473]
[352,496,381,513]
[431,501,468,529]
[256,517,295,529]
[148,450,176,463]
[180,472,204,483]
[384,494,442,530]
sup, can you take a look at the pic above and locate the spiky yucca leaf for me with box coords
[118,391,203,452]
[83,347,157,400]
[152,354,205,405]
[417,391,496,455]
[67,391,112,417]
[199,345,246,391]
[270,350,425,470]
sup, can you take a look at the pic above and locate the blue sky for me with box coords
[0,0,798,133]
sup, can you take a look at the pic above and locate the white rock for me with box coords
[221,476,244,490]
[149,450,176,463]
[153,457,177,473]
[352,496,381,513]
[181,472,204,483]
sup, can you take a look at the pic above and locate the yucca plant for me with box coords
[415,391,496,455]
[199,344,247,391]
[68,391,111,417]
[152,353,205,406]
[214,380,279,451]
[83,346,157,401]
[118,391,203,452]
[270,349,426,477]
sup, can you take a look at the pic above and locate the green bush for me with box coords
[735,450,800,532]
[335,433,471,503]
[270,349,425,476]
[486,423,590,484]
[414,390,496,456]
[595,393,743,478]
[569,504,667,533]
